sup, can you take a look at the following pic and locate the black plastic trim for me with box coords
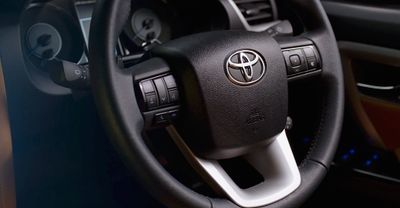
[322,1,400,26]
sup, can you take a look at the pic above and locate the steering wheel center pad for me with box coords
[152,31,288,159]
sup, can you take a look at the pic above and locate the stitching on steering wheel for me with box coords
[300,86,328,168]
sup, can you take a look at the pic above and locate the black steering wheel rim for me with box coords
[89,0,344,207]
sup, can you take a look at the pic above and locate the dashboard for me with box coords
[20,0,230,94]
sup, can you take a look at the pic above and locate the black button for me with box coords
[140,80,155,94]
[145,93,158,109]
[168,89,179,103]
[303,47,316,58]
[154,113,168,125]
[283,50,307,75]
[154,78,169,105]
[163,75,177,89]
[307,57,318,69]
[266,28,278,36]
[168,110,179,121]
[289,55,301,67]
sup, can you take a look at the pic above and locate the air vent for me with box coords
[234,0,275,25]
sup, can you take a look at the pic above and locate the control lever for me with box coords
[266,20,293,37]
[49,60,90,90]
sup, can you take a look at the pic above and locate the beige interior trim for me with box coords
[395,148,400,161]
[339,41,400,154]
[0,58,16,208]
[338,41,386,149]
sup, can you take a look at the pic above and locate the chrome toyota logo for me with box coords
[225,50,266,86]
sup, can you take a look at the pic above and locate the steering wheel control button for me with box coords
[283,49,307,75]
[303,46,320,69]
[307,58,318,69]
[140,80,156,94]
[163,75,177,89]
[138,74,180,112]
[283,45,321,76]
[168,110,179,120]
[303,47,315,58]
[145,93,158,109]
[152,110,180,126]
[139,80,159,110]
[154,78,169,105]
[168,89,179,103]
[154,113,169,125]
[285,116,293,130]
[289,54,301,67]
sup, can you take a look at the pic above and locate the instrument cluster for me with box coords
[20,0,229,75]
[19,0,228,94]
[119,0,229,66]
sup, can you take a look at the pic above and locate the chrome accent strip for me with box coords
[225,50,266,86]
[356,83,396,90]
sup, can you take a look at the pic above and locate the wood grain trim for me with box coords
[0,58,16,208]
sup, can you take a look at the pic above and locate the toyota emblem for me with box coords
[225,50,266,86]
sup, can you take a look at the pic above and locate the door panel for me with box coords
[0,58,16,208]
[322,1,400,50]
[309,3,400,207]
[361,96,400,150]
[339,41,400,155]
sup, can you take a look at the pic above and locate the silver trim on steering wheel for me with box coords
[167,127,301,208]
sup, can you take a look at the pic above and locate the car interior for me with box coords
[0,0,399,207]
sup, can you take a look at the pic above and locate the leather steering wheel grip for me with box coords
[88,0,344,207]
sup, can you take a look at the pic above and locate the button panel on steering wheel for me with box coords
[137,72,180,128]
[283,45,321,77]
[139,74,180,110]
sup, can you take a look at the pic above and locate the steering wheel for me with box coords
[89,0,344,207]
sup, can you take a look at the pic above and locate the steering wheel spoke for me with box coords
[167,127,301,208]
